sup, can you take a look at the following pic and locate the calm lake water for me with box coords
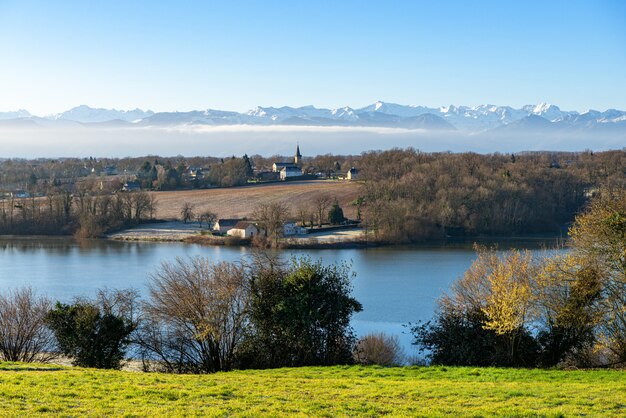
[0,237,564,357]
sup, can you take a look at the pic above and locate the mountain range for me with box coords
[1,102,625,135]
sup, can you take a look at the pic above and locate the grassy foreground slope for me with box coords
[1,364,625,417]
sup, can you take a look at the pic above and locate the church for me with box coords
[272,145,304,180]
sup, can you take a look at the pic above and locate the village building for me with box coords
[10,190,30,199]
[226,221,259,238]
[272,145,305,180]
[214,218,242,234]
[280,166,303,180]
[122,181,141,192]
[347,167,359,180]
[102,166,118,176]
[283,221,307,236]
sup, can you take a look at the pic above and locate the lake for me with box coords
[0,237,563,357]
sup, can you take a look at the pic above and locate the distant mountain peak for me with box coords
[1,102,624,134]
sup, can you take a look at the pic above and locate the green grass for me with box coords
[0,363,624,417]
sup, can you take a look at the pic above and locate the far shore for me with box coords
[105,220,373,249]
[103,220,566,249]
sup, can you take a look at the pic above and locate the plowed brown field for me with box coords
[151,180,362,220]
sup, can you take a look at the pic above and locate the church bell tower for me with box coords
[294,144,302,165]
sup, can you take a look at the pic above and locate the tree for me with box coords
[252,201,290,246]
[569,190,626,365]
[180,202,195,224]
[534,254,602,367]
[313,194,332,227]
[45,289,139,369]
[412,248,540,367]
[0,287,56,363]
[138,257,249,373]
[240,257,362,369]
[197,210,217,230]
[328,199,345,225]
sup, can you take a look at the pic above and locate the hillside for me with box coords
[0,363,624,416]
[151,180,362,220]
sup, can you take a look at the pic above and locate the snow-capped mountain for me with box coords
[51,105,154,123]
[1,103,624,135]
[0,109,31,120]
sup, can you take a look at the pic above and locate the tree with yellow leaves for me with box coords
[569,190,626,365]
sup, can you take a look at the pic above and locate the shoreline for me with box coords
[1,231,568,250]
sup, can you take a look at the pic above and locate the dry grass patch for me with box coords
[150,180,362,220]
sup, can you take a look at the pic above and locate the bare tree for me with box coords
[313,194,332,227]
[0,287,56,363]
[180,202,195,224]
[296,203,313,228]
[252,201,290,246]
[138,257,249,373]
[197,210,217,230]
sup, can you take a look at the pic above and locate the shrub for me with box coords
[354,332,404,366]
[45,289,139,369]
[0,287,56,363]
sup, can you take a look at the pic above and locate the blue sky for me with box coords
[0,0,624,114]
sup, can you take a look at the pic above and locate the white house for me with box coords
[280,166,303,180]
[226,221,259,238]
[283,221,307,236]
[214,218,241,234]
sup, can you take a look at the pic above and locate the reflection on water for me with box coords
[0,236,564,355]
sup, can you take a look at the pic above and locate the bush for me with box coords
[411,307,539,367]
[239,256,362,369]
[354,332,404,366]
[0,287,56,363]
[45,289,139,369]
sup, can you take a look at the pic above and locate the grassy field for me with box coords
[150,180,362,220]
[0,363,624,417]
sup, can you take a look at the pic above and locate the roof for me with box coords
[233,221,256,230]
[273,162,297,168]
[216,218,241,227]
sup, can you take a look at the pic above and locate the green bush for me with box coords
[45,289,138,369]
[239,257,362,368]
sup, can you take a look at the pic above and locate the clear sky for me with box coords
[0,0,624,115]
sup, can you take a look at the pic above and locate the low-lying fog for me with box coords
[0,125,623,158]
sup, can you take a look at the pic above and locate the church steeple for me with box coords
[294,144,302,165]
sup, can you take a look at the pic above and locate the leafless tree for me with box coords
[180,202,195,224]
[138,257,249,373]
[252,201,290,246]
[197,210,217,230]
[0,287,57,363]
[313,194,332,227]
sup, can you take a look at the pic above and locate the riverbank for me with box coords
[107,221,373,249]
[1,362,624,416]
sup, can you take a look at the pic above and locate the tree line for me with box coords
[0,189,156,237]
[358,149,625,241]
